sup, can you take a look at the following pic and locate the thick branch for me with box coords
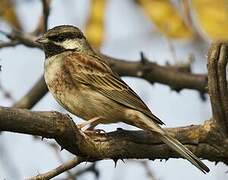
[0,106,227,165]
[207,42,228,136]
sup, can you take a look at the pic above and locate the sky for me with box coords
[0,0,227,179]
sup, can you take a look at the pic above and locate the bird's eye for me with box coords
[48,35,65,42]
[48,32,83,42]
[76,33,83,39]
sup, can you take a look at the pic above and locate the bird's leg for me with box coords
[77,116,104,130]
[87,119,107,134]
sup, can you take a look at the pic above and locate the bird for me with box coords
[36,25,210,173]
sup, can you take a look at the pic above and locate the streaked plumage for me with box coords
[64,52,164,125]
[37,25,210,173]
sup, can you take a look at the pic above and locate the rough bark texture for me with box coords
[0,106,227,165]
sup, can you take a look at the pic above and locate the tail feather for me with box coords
[160,133,210,173]
[130,112,210,173]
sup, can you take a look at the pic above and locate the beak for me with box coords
[35,36,49,44]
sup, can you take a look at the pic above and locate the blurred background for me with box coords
[0,0,228,179]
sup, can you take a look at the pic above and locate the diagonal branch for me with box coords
[28,157,84,180]
[207,42,228,136]
[13,76,48,109]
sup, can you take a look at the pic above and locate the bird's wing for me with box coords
[63,52,164,125]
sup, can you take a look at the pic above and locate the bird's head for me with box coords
[36,25,91,57]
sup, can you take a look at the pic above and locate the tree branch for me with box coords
[41,0,50,32]
[4,29,207,110]
[207,42,228,136]
[33,0,51,35]
[105,54,207,93]
[71,163,99,179]
[28,157,84,180]
[0,29,208,99]
[0,41,19,49]
[0,106,227,166]
[13,76,48,109]
[12,54,206,110]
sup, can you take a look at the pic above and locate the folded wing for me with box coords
[64,52,164,125]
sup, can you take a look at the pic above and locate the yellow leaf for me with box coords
[0,0,21,30]
[85,0,106,48]
[192,0,228,41]
[138,0,192,38]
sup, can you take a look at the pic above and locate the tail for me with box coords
[159,133,210,173]
[136,115,210,173]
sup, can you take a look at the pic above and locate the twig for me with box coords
[33,137,99,180]
[41,0,50,32]
[48,141,76,179]
[33,0,51,35]
[74,163,99,178]
[28,157,84,180]
[0,41,19,49]
[165,37,177,63]
[60,163,99,180]
[0,30,41,49]
[0,81,15,101]
[141,161,156,180]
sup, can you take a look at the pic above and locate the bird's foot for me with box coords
[77,116,104,130]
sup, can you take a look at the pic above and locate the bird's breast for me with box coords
[44,54,79,109]
[44,54,125,123]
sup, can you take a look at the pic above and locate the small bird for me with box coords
[36,25,209,173]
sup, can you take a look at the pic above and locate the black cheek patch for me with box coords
[43,42,66,58]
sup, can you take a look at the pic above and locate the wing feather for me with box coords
[64,52,164,125]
